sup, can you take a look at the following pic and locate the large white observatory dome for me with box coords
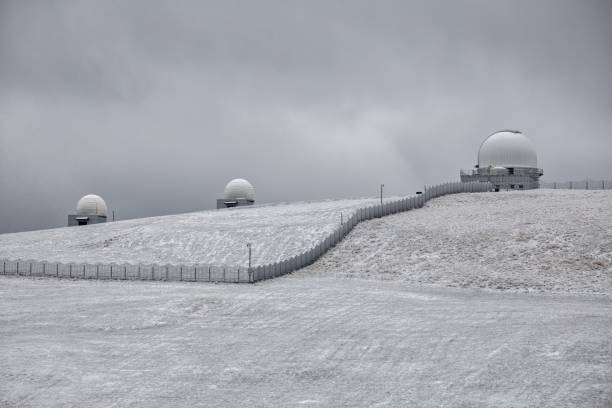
[478,130,537,168]
[223,179,255,201]
[76,194,108,216]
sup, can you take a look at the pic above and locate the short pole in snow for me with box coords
[247,243,252,268]
[340,212,343,225]
[112,210,115,222]
[380,184,384,205]
[246,243,253,283]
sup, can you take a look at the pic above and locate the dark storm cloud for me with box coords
[1,0,611,233]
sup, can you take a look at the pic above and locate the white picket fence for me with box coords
[0,181,491,283]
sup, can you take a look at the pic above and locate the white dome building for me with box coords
[68,194,109,226]
[217,179,256,208]
[76,194,108,217]
[224,179,255,201]
[478,130,538,169]
[461,130,543,191]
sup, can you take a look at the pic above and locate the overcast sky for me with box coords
[1,0,611,234]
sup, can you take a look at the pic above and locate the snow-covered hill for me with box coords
[1,189,611,407]
[302,189,612,294]
[0,196,399,266]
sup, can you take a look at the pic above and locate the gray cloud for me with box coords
[1,0,611,233]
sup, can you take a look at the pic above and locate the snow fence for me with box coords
[539,179,612,190]
[0,181,492,283]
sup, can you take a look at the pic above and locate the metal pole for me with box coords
[341,212,343,225]
[112,210,115,222]
[380,184,384,205]
[247,243,252,268]
[247,243,253,282]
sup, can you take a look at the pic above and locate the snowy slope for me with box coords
[0,277,610,407]
[1,189,611,407]
[0,197,400,266]
[303,189,612,294]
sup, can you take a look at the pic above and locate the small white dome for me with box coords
[76,194,107,216]
[478,130,537,168]
[223,179,255,201]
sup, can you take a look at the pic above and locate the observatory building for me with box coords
[460,130,543,190]
[217,178,255,209]
[68,194,108,226]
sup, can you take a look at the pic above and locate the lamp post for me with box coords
[380,184,384,205]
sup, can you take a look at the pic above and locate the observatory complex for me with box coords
[217,178,255,208]
[460,130,543,190]
[68,194,108,226]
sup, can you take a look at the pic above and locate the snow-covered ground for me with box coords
[0,276,610,407]
[304,189,612,294]
[0,196,398,266]
[1,189,611,406]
